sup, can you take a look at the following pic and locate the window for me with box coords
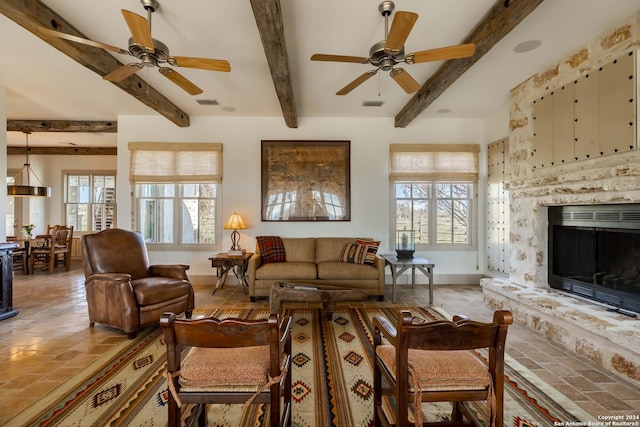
[6,173,18,235]
[390,144,479,248]
[129,142,222,247]
[64,172,116,232]
[136,183,216,244]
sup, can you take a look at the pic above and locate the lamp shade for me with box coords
[224,212,247,230]
[7,184,51,197]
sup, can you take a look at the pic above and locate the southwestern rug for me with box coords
[7,306,595,426]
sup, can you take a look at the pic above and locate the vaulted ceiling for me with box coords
[2,0,640,147]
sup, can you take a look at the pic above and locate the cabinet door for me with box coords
[599,51,636,155]
[574,72,600,160]
[552,84,575,165]
[532,95,553,168]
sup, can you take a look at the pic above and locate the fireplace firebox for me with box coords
[548,204,640,314]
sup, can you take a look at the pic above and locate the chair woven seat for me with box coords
[376,347,491,392]
[179,344,288,390]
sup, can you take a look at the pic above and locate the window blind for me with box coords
[128,142,222,183]
[389,143,479,182]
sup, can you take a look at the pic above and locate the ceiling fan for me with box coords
[39,0,230,95]
[311,1,475,96]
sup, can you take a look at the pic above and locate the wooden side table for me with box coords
[208,252,253,295]
[381,254,435,304]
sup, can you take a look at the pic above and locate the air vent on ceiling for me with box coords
[196,99,219,105]
[362,100,384,107]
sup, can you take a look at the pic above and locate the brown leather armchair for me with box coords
[82,228,194,338]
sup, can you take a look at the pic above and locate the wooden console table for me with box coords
[1,243,19,321]
[208,252,253,295]
[381,254,435,304]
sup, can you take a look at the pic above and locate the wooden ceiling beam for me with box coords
[249,0,298,128]
[0,0,190,127]
[8,147,117,155]
[394,0,545,128]
[7,119,117,133]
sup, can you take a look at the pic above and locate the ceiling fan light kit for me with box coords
[311,1,476,96]
[39,0,230,96]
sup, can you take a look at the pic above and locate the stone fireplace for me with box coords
[548,204,640,314]
[481,12,640,385]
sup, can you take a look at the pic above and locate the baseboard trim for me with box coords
[387,273,484,285]
[190,273,486,287]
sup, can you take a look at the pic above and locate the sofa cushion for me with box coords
[356,238,381,250]
[357,239,380,266]
[281,238,316,263]
[340,241,380,266]
[256,236,286,264]
[317,261,380,280]
[131,277,192,305]
[255,262,317,280]
[316,238,362,263]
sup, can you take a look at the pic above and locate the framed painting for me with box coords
[261,140,351,221]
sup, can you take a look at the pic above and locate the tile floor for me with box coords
[0,263,638,425]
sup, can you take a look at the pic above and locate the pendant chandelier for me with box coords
[7,131,51,197]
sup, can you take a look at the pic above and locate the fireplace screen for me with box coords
[548,205,640,314]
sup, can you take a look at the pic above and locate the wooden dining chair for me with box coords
[30,225,74,273]
[160,313,292,427]
[373,310,512,427]
[6,236,27,274]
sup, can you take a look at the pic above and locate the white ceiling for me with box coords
[2,0,640,147]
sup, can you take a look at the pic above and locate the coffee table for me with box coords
[269,281,369,320]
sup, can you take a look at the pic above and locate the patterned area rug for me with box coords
[7,306,595,426]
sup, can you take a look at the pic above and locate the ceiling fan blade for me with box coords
[384,11,418,52]
[390,68,421,94]
[159,68,203,95]
[336,70,377,95]
[311,54,368,64]
[121,9,154,50]
[407,43,476,64]
[103,63,142,82]
[171,56,231,72]
[39,27,129,55]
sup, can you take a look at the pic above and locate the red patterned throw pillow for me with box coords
[340,239,380,266]
[256,236,286,264]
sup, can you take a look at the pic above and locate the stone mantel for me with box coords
[507,150,640,197]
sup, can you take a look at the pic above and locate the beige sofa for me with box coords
[247,237,385,301]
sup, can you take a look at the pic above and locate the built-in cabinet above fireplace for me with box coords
[532,49,638,169]
[549,204,640,314]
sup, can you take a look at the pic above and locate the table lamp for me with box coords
[224,212,247,255]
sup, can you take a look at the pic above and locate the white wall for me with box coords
[117,115,486,279]
[484,104,510,144]
[0,87,6,239]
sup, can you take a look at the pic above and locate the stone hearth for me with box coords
[481,278,639,386]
